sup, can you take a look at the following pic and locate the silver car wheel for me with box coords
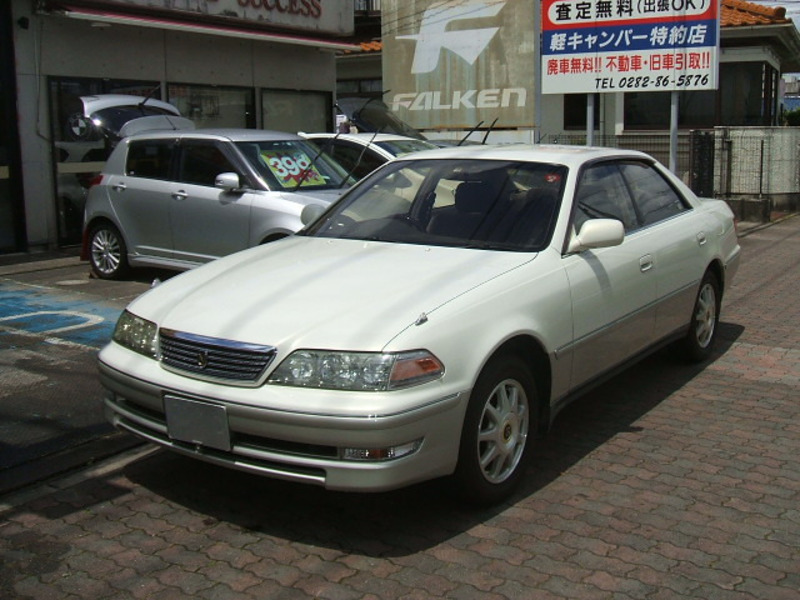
[92,228,121,276]
[476,377,530,484]
[89,224,128,279]
[694,281,717,349]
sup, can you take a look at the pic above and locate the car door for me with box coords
[107,138,175,260]
[170,140,253,264]
[562,161,658,389]
[618,160,703,339]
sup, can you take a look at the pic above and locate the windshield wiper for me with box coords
[293,132,345,191]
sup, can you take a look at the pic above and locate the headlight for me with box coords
[268,349,444,391]
[112,310,158,359]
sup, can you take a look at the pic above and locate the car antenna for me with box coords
[137,84,161,112]
[482,118,499,144]
[339,126,384,188]
[457,121,485,146]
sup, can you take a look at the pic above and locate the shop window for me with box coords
[624,88,716,130]
[337,79,383,96]
[262,90,331,133]
[720,62,775,125]
[167,85,255,129]
[48,77,161,246]
[563,94,600,130]
[624,62,776,130]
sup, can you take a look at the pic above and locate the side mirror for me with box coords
[301,203,326,226]
[215,172,241,191]
[567,218,625,253]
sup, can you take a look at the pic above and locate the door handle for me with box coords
[172,190,187,201]
[111,183,126,192]
[639,255,654,273]
[696,232,707,246]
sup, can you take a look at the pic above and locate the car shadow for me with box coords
[117,321,745,557]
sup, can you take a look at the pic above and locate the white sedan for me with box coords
[99,144,741,505]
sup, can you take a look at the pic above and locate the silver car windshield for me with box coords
[308,159,568,251]
[234,140,352,191]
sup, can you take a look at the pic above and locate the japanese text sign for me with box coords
[541,0,719,94]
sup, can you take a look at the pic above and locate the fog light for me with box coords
[342,439,422,461]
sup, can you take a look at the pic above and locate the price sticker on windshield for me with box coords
[261,150,326,188]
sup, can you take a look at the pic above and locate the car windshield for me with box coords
[235,140,353,191]
[376,139,439,157]
[307,158,568,251]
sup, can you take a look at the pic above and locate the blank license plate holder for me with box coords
[164,395,231,452]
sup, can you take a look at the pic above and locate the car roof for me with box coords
[123,128,307,143]
[393,143,653,168]
[300,132,431,145]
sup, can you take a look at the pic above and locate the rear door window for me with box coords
[125,140,174,179]
[618,161,690,226]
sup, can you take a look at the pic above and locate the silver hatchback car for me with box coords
[82,129,352,279]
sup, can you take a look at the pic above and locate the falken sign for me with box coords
[541,0,719,94]
[383,0,535,130]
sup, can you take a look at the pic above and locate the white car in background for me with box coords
[99,144,740,505]
[300,132,439,179]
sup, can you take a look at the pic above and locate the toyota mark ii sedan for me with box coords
[99,144,741,504]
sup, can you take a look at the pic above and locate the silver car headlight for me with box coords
[112,310,158,359]
[268,349,444,391]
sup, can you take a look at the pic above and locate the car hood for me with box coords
[129,237,536,351]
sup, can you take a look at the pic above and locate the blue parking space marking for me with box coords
[0,282,122,349]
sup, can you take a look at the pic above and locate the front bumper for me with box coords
[99,356,468,492]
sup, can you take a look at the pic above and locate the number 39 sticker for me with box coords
[262,151,326,188]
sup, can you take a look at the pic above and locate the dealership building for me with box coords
[1,0,357,253]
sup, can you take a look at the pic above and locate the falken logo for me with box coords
[397,0,506,74]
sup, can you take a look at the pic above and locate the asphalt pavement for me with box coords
[0,250,168,495]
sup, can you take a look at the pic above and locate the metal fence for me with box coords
[540,132,694,181]
[541,128,800,217]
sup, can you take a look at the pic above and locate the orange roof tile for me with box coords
[342,1,793,54]
[722,0,791,27]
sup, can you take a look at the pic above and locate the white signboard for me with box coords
[383,0,535,130]
[541,0,719,94]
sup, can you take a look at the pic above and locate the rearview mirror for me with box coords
[567,218,624,253]
[301,203,326,226]
[215,172,241,191]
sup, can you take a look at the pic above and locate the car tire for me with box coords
[677,270,720,362]
[88,222,129,280]
[454,355,538,505]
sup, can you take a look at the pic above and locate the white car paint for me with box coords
[99,144,741,503]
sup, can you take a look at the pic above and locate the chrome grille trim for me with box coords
[159,328,276,383]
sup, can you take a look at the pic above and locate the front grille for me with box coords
[159,328,276,383]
